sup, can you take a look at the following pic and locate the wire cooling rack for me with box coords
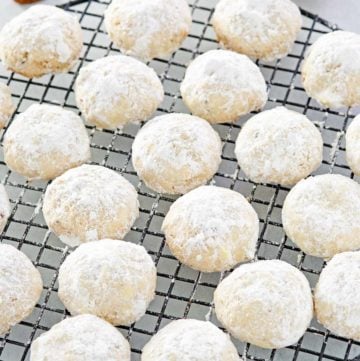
[0,0,359,360]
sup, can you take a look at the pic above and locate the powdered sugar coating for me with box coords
[75,55,164,130]
[58,240,156,326]
[43,165,139,247]
[132,113,222,194]
[302,31,360,108]
[235,106,323,186]
[162,185,259,272]
[0,83,14,129]
[214,260,313,349]
[282,174,360,258]
[0,244,43,335]
[315,251,360,341]
[0,5,82,78]
[142,319,241,361]
[30,314,131,361]
[346,115,360,175]
[0,185,10,234]
[104,0,191,61]
[180,50,267,123]
[30,315,130,361]
[4,104,90,180]
[212,0,302,61]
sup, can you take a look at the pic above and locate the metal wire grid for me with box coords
[0,0,359,360]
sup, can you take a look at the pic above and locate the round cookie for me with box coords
[282,174,360,258]
[214,260,313,349]
[212,0,302,61]
[104,0,191,61]
[58,239,156,326]
[0,5,82,78]
[75,55,164,130]
[302,31,360,108]
[346,115,360,175]
[162,185,259,272]
[235,106,323,186]
[0,185,11,234]
[132,113,222,194]
[0,83,14,128]
[4,104,90,180]
[0,244,43,335]
[43,165,139,247]
[314,251,360,341]
[30,314,131,361]
[180,50,267,123]
[142,319,241,361]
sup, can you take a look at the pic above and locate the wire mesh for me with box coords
[0,0,359,360]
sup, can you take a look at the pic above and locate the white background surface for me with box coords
[0,0,360,32]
